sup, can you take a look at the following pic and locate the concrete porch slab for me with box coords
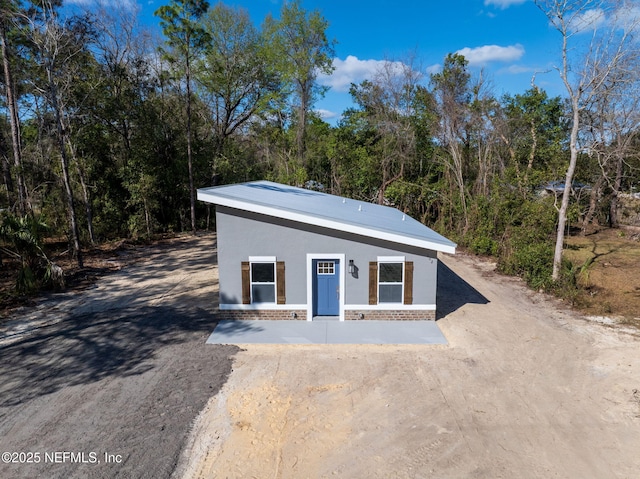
[206,320,447,345]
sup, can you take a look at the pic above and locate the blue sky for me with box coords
[197,0,567,122]
[72,0,575,122]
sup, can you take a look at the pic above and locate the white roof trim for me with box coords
[197,182,456,254]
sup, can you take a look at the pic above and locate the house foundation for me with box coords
[344,310,436,321]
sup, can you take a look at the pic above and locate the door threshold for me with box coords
[312,316,340,321]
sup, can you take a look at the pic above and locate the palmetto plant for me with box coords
[0,213,65,293]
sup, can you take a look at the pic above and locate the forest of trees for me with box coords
[1,0,639,295]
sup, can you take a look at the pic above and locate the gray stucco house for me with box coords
[197,181,456,321]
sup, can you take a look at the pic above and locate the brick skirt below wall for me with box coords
[345,310,436,321]
[218,309,435,321]
[220,310,307,320]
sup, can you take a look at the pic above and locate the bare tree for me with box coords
[470,71,498,198]
[430,53,473,231]
[583,66,640,229]
[27,1,94,267]
[90,0,147,161]
[534,0,640,280]
[350,57,425,205]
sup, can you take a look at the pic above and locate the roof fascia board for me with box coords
[198,190,456,255]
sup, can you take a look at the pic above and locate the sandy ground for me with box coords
[1,234,639,478]
[177,253,640,479]
[0,234,237,479]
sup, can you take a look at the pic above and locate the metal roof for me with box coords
[197,181,456,254]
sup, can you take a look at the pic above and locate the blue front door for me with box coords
[313,259,340,316]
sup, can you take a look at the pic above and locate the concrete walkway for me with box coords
[206,320,447,345]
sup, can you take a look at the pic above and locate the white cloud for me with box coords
[484,0,526,9]
[65,0,136,11]
[317,55,407,92]
[549,5,639,35]
[503,64,536,74]
[314,109,339,120]
[455,44,525,66]
[611,4,640,35]
[426,63,442,75]
[567,8,606,33]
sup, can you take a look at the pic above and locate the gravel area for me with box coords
[0,234,237,479]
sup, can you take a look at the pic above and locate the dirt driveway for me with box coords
[0,234,237,479]
[177,254,640,478]
[1,235,639,479]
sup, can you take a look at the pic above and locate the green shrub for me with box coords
[499,240,554,290]
[469,235,499,256]
[493,195,558,290]
[0,213,65,293]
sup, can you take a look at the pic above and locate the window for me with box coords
[241,258,286,305]
[317,261,335,275]
[378,262,404,303]
[369,257,413,305]
[251,262,276,303]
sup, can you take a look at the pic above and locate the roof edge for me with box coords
[197,188,457,255]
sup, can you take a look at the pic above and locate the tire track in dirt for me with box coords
[178,253,640,479]
[0,234,238,479]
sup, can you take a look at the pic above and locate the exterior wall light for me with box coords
[348,259,355,275]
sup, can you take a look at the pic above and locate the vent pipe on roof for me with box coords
[358,205,362,211]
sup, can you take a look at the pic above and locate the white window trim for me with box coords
[249,256,277,304]
[249,256,277,262]
[377,257,405,304]
[377,256,405,262]
[317,261,335,275]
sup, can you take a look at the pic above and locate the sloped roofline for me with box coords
[197,181,456,254]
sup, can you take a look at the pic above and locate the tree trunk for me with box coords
[526,119,537,171]
[76,159,95,245]
[1,133,13,206]
[297,101,306,167]
[582,175,604,233]
[475,139,491,197]
[450,143,469,233]
[144,197,151,238]
[498,132,526,197]
[1,20,27,214]
[296,79,310,167]
[536,0,637,282]
[552,103,579,281]
[609,152,624,228]
[66,136,95,245]
[48,72,83,268]
[377,160,403,206]
[186,51,196,235]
